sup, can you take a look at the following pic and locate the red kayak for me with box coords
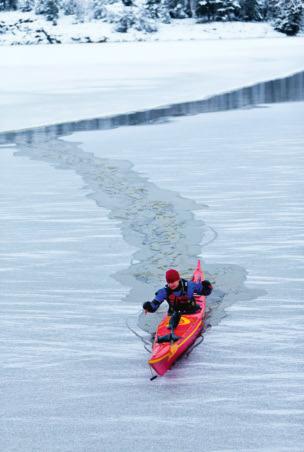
[148,260,206,376]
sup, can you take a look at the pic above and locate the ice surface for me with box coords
[2,70,304,146]
[64,101,303,449]
[0,147,138,451]
[1,52,304,450]
[0,38,304,133]
[1,99,303,450]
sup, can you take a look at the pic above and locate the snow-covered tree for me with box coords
[239,0,264,21]
[217,0,241,19]
[115,1,158,32]
[91,0,106,19]
[44,0,59,21]
[60,0,78,15]
[35,0,59,21]
[189,0,198,17]
[0,0,18,10]
[18,0,35,12]
[265,0,278,20]
[196,0,240,21]
[145,0,171,22]
[274,0,303,35]
[73,0,95,22]
[167,0,191,18]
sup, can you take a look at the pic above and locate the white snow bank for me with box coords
[0,37,304,133]
[0,11,286,46]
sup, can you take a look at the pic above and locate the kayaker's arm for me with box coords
[142,288,167,313]
[143,300,160,313]
[193,280,213,296]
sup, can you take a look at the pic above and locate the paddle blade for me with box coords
[192,259,204,283]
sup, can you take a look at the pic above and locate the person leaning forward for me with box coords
[143,269,213,342]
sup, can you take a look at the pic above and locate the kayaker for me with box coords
[143,269,213,341]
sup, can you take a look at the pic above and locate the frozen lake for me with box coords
[1,73,304,451]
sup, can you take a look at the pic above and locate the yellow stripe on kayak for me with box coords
[169,321,202,356]
[149,351,171,364]
[149,321,203,364]
[163,316,191,328]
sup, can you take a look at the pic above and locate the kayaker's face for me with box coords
[168,280,180,290]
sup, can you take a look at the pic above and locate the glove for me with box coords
[201,280,213,296]
[143,301,155,313]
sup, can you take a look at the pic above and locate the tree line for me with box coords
[0,0,303,36]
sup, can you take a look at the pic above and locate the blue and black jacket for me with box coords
[149,278,212,314]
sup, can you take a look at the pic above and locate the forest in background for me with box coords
[0,0,303,37]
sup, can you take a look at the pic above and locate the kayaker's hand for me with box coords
[202,280,213,296]
[143,301,154,313]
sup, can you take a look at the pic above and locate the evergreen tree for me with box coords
[274,0,303,35]
[239,0,264,21]
[196,0,240,21]
[92,0,106,19]
[217,0,241,20]
[115,1,158,33]
[167,0,190,18]
[74,0,89,22]
[60,0,78,16]
[35,0,59,21]
[45,0,59,21]
[0,0,18,10]
[189,0,198,17]
[145,0,171,21]
[19,0,35,12]
[265,0,278,20]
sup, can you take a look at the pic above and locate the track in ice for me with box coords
[12,135,259,334]
[4,70,301,328]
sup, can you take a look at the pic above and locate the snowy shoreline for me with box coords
[0,11,291,46]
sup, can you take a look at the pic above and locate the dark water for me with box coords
[0,70,303,145]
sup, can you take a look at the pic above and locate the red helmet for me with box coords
[166,269,180,283]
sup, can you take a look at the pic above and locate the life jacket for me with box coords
[165,279,197,313]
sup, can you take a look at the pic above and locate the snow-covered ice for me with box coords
[0,38,304,133]
[66,99,304,450]
[1,84,304,451]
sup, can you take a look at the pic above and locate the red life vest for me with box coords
[168,293,189,306]
[166,279,196,312]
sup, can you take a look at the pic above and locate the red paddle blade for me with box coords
[192,259,204,283]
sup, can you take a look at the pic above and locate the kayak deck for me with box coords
[149,299,205,376]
